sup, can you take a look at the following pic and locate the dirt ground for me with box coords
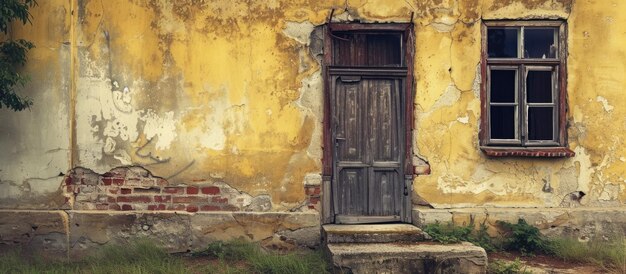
[489,251,620,274]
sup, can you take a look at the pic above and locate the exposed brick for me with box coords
[186,205,199,213]
[121,204,133,211]
[147,204,166,211]
[112,178,125,186]
[172,196,208,204]
[65,176,73,185]
[141,178,157,186]
[109,204,121,210]
[66,185,73,193]
[201,186,220,195]
[108,187,119,194]
[306,186,321,196]
[124,178,141,186]
[187,186,199,195]
[117,196,152,203]
[156,178,168,186]
[163,187,185,194]
[167,204,186,211]
[200,205,221,211]
[154,195,171,203]
[107,196,116,203]
[120,188,132,195]
[102,178,112,185]
[134,187,160,194]
[96,203,109,210]
[309,197,320,205]
[211,196,228,204]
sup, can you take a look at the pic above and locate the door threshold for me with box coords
[335,215,401,224]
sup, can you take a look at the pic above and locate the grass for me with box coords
[425,220,626,273]
[423,221,497,252]
[547,236,626,270]
[0,239,329,274]
[194,238,329,274]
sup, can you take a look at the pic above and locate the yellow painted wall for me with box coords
[2,0,625,211]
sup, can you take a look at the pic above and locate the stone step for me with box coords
[327,242,487,274]
[323,224,425,244]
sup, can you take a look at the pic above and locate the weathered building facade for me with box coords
[1,0,626,257]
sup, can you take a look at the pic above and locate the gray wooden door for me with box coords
[332,75,405,224]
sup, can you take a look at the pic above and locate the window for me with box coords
[480,21,574,157]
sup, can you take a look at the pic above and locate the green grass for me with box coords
[195,238,330,274]
[423,221,497,252]
[0,239,329,274]
[547,236,626,270]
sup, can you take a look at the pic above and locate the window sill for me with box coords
[480,146,575,157]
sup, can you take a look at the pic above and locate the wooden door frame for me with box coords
[321,23,415,224]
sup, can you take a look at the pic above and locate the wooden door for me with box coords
[332,76,405,224]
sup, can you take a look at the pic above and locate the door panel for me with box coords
[333,76,404,223]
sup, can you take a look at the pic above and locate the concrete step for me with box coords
[327,242,487,274]
[323,224,425,244]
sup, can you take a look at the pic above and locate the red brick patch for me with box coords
[186,205,199,213]
[172,196,208,204]
[187,186,199,195]
[201,186,220,195]
[154,195,171,203]
[163,187,185,194]
[117,196,151,203]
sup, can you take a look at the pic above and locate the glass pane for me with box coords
[490,70,516,103]
[488,28,518,58]
[524,28,557,58]
[527,70,553,103]
[490,106,516,139]
[528,107,554,140]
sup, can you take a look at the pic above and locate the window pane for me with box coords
[333,33,402,66]
[524,28,557,58]
[528,107,554,140]
[527,70,553,103]
[488,28,518,58]
[490,70,516,103]
[490,106,516,139]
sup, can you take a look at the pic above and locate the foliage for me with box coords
[0,240,186,274]
[424,221,497,252]
[497,219,549,255]
[195,238,330,274]
[0,0,37,111]
[547,236,626,270]
[488,258,532,274]
[0,239,329,274]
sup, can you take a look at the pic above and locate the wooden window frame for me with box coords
[480,20,574,157]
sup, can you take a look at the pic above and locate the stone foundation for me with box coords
[414,207,626,241]
[0,210,320,259]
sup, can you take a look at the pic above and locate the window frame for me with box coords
[480,20,574,157]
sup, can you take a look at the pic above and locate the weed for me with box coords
[488,258,532,274]
[424,222,497,252]
[497,219,548,255]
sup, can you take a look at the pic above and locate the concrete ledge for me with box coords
[328,242,487,274]
[414,207,626,240]
[323,224,425,243]
[0,210,320,259]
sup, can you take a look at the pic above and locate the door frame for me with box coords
[321,23,415,224]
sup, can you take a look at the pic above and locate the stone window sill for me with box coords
[480,147,575,157]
